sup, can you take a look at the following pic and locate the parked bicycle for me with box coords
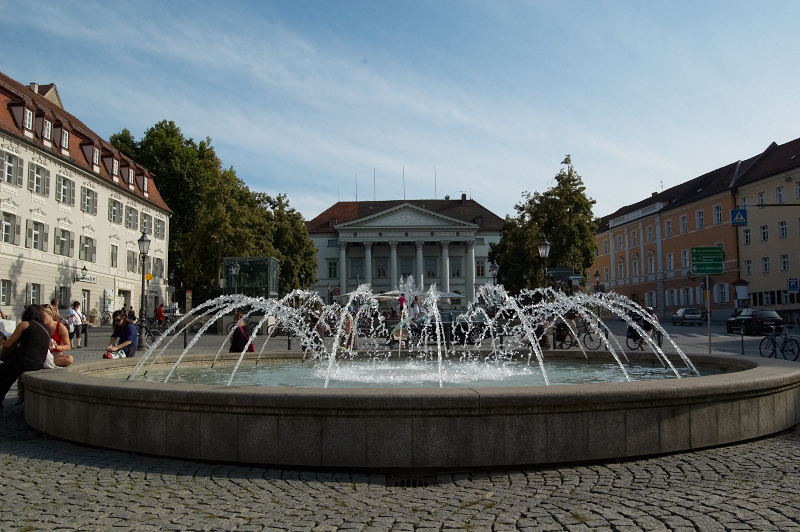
[625,325,663,350]
[759,326,799,360]
[576,320,606,350]
[100,311,112,326]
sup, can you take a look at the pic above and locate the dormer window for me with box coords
[43,120,52,140]
[61,130,69,150]
[23,109,33,131]
[92,147,99,165]
[143,175,149,195]
[112,159,119,176]
[128,168,135,189]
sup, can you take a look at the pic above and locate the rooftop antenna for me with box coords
[355,172,358,202]
[660,180,664,193]
[403,166,406,200]
[373,168,376,201]
[435,167,437,199]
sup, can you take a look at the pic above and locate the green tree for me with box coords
[490,156,597,293]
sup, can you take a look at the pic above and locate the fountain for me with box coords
[21,285,800,469]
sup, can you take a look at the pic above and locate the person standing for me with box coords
[67,301,86,349]
[398,292,407,318]
[0,304,51,408]
[410,296,421,320]
[229,311,255,353]
[156,303,165,325]
[105,310,138,359]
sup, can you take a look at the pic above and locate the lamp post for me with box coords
[230,261,241,295]
[299,270,306,290]
[594,269,601,293]
[137,231,150,350]
[489,261,498,284]
[537,238,551,287]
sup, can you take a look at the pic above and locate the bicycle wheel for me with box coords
[583,332,602,350]
[759,336,776,358]
[226,321,236,334]
[555,334,574,349]
[144,328,161,347]
[626,335,641,350]
[655,330,664,348]
[782,338,800,361]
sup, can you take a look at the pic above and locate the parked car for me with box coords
[726,308,783,335]
[671,307,704,326]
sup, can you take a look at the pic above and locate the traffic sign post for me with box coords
[731,209,748,226]
[691,247,724,275]
[789,278,799,295]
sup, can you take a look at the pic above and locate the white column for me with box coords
[389,241,398,289]
[466,240,476,302]
[415,241,424,290]
[338,241,347,303]
[441,241,450,294]
[364,241,373,288]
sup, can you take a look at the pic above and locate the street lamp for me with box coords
[299,270,306,290]
[489,261,498,284]
[230,261,241,295]
[538,238,551,286]
[594,269,601,292]
[137,231,150,350]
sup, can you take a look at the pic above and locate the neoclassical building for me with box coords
[306,195,504,306]
[0,71,171,319]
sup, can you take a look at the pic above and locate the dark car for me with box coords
[726,308,783,335]
[671,307,704,326]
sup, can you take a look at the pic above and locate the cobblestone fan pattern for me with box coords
[1,381,799,532]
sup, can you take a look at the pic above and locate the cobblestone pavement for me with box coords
[1,327,798,530]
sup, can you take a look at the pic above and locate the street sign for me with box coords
[731,209,748,226]
[145,273,154,281]
[691,246,724,275]
[789,278,799,294]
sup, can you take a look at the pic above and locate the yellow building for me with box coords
[590,137,800,323]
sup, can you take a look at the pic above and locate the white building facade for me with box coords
[0,72,171,320]
[306,196,503,307]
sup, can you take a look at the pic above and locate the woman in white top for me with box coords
[67,301,86,349]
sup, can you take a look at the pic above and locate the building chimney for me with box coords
[29,83,38,93]
[461,193,467,204]
[444,195,450,200]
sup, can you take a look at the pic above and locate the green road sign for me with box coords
[691,246,724,263]
[691,263,724,275]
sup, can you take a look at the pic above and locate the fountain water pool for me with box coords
[20,286,800,469]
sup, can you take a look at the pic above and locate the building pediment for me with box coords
[336,203,477,231]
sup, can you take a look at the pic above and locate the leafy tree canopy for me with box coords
[489,156,597,293]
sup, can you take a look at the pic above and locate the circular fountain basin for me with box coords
[22,352,800,470]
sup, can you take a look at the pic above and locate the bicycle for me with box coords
[759,326,799,360]
[625,326,664,350]
[226,317,260,334]
[100,311,112,326]
[576,320,605,350]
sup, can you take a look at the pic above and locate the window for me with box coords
[350,258,363,279]
[666,253,674,271]
[744,259,752,276]
[154,218,166,239]
[450,258,462,277]
[762,257,770,274]
[743,228,751,245]
[57,286,69,308]
[779,220,787,238]
[617,262,624,279]
[327,239,338,247]
[2,151,23,186]
[79,236,96,262]
[23,109,33,130]
[475,259,485,278]
[61,130,69,149]
[666,289,677,307]
[124,205,138,230]
[740,197,748,208]
[646,226,653,243]
[797,182,800,199]
[757,191,766,205]
[631,259,639,277]
[154,257,164,278]
[680,287,693,306]
[25,220,48,251]
[1,212,20,245]
[1,280,12,306]
[80,187,98,215]
[27,163,50,196]
[112,159,119,177]
[128,168,135,188]
[603,267,609,282]
[108,199,123,224]
[327,260,337,279]
[680,215,688,234]
[681,250,689,269]
[647,255,655,275]
[695,210,704,229]
[763,291,773,306]
[92,147,99,166]
[645,291,656,308]
[603,240,608,254]
[780,254,789,271]
[55,175,75,205]
[53,228,73,257]
[714,284,729,303]
[616,235,623,250]
[110,244,118,269]
[776,186,785,204]
[631,231,638,246]
[43,120,52,140]
[30,283,41,305]
[760,225,768,241]
[127,250,137,273]
[140,212,153,235]
[664,220,673,238]
[713,205,722,225]
[375,258,387,278]
[424,257,438,277]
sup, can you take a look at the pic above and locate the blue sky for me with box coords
[3,0,800,222]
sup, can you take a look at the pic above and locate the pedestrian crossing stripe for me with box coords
[732,212,747,224]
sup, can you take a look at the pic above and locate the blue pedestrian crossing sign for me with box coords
[789,278,799,294]
[731,209,748,226]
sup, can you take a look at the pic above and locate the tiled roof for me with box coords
[306,196,505,234]
[0,70,171,214]
[733,138,800,188]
